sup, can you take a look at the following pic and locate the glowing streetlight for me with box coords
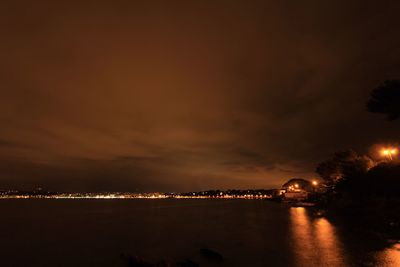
[381,147,398,160]
[294,183,299,188]
[312,180,318,186]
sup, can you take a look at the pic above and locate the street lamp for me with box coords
[381,148,398,161]
[311,180,319,193]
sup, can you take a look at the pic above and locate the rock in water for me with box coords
[200,248,224,262]
[176,259,199,267]
[120,254,153,267]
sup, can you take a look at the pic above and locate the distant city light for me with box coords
[0,191,274,200]
[312,180,318,186]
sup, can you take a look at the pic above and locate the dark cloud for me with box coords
[1,0,400,191]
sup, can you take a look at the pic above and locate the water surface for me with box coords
[0,199,398,266]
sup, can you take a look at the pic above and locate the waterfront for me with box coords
[0,199,399,267]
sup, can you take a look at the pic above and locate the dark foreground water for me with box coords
[0,199,399,267]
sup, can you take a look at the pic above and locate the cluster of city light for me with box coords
[288,184,299,191]
[0,194,169,199]
[287,180,318,192]
[174,195,272,199]
[0,193,272,199]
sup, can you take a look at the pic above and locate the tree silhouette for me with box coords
[316,150,374,186]
[367,80,400,120]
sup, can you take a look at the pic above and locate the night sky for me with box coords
[1,0,400,192]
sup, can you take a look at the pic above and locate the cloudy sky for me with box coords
[1,0,400,192]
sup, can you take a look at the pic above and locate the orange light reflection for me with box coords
[290,207,347,267]
[375,243,400,267]
[315,217,346,266]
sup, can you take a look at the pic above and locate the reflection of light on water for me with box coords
[315,217,346,266]
[290,208,318,266]
[290,207,347,267]
[375,243,400,267]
